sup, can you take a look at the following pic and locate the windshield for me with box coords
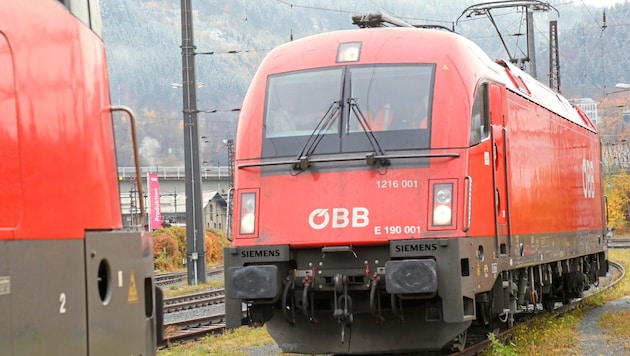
[262,64,435,158]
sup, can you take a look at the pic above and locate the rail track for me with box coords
[157,267,228,345]
[160,289,228,345]
[157,258,626,353]
[155,266,224,287]
[163,288,225,313]
[607,238,630,249]
[155,271,187,287]
[163,312,227,344]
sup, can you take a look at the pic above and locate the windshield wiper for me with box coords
[347,97,390,166]
[293,101,341,171]
[237,152,460,169]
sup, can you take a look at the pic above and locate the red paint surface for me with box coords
[0,2,121,240]
[232,28,602,248]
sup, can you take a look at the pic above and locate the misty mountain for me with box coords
[101,0,630,167]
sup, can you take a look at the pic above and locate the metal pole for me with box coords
[225,139,235,240]
[526,7,537,79]
[181,0,206,284]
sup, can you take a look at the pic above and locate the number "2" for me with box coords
[59,293,67,314]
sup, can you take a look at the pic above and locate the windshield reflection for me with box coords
[262,64,435,158]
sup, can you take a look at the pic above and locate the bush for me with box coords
[154,253,175,271]
[152,226,231,272]
[152,232,181,271]
[205,228,231,265]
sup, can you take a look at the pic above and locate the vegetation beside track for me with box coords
[487,249,630,355]
[604,172,630,235]
[158,325,277,356]
[161,281,224,298]
[153,226,229,271]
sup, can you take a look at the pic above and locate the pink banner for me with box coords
[147,173,162,230]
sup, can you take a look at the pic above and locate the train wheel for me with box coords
[447,330,467,352]
[562,293,571,305]
[542,293,555,311]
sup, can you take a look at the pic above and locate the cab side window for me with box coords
[470,83,490,146]
[57,0,103,36]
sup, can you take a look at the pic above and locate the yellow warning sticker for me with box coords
[128,272,139,304]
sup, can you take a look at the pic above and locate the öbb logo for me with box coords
[308,207,370,230]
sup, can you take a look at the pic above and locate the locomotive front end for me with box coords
[224,27,487,354]
[225,239,478,354]
[226,12,608,356]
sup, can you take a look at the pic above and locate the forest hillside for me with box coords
[101,0,630,166]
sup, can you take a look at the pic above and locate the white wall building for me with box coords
[569,98,598,126]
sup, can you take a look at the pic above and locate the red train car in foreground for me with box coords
[225,13,607,354]
[0,1,160,355]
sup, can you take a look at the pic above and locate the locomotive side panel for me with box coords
[85,231,158,355]
[0,244,12,352]
[504,91,603,261]
[0,234,158,356]
[0,2,159,355]
[1,241,87,355]
[0,32,21,234]
[4,1,121,240]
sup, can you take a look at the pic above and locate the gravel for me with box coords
[242,343,284,356]
[577,295,630,355]
[163,303,226,324]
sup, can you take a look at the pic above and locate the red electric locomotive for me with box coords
[0,1,160,355]
[225,13,607,354]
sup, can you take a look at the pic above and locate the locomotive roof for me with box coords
[493,57,597,132]
[262,27,596,133]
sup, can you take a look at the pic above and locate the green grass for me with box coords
[159,326,277,356]
[161,280,224,298]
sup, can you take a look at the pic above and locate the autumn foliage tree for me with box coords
[599,92,630,234]
[605,171,630,234]
[151,226,230,272]
[152,233,180,271]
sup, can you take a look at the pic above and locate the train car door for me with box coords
[489,83,510,256]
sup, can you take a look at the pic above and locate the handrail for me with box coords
[111,106,145,229]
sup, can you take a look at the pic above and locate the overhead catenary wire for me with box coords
[187,0,630,108]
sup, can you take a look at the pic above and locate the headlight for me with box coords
[435,188,452,204]
[240,213,255,234]
[337,42,362,63]
[433,205,452,226]
[239,192,257,235]
[431,182,454,227]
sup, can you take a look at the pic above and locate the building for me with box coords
[569,98,598,126]
[120,189,228,232]
[117,166,232,233]
[202,191,228,231]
